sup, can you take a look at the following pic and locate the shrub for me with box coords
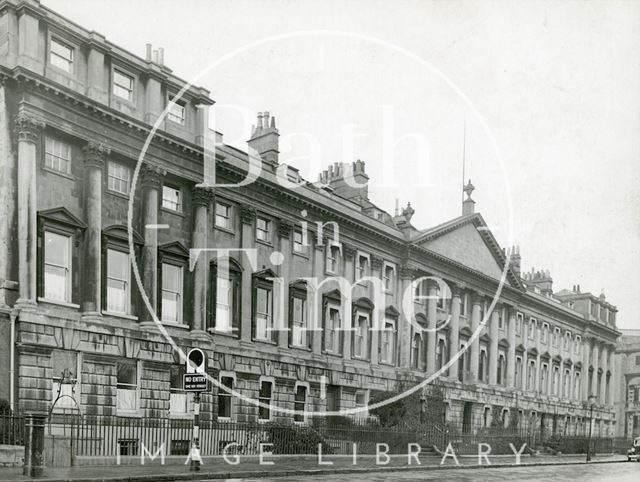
[265,422,334,455]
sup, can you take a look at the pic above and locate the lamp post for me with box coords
[586,394,597,462]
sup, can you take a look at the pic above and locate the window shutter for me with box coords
[287,292,293,347]
[207,263,216,330]
[321,296,327,352]
[130,247,140,318]
[36,224,44,299]
[251,277,256,339]
[71,232,81,305]
[233,271,241,336]
[100,242,107,312]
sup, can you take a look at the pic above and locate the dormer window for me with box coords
[167,96,186,125]
[50,38,73,72]
[113,70,134,101]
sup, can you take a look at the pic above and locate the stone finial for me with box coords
[462,179,476,215]
[402,202,415,222]
[83,141,111,168]
[14,112,45,143]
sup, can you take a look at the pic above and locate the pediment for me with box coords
[103,224,144,245]
[414,214,522,288]
[159,241,190,258]
[38,207,86,230]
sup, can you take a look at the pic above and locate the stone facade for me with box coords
[613,330,640,438]
[0,0,621,442]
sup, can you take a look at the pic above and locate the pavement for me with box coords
[0,453,632,481]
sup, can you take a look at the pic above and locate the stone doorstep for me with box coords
[0,445,24,467]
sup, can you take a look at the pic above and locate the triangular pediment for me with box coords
[414,214,522,288]
[159,241,190,258]
[38,207,86,230]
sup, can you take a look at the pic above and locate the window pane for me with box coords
[117,363,136,385]
[162,186,181,211]
[107,250,129,313]
[44,231,71,301]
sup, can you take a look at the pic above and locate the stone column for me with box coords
[191,187,213,336]
[592,341,600,400]
[489,305,500,385]
[341,244,356,360]
[239,204,255,342]
[506,308,516,388]
[15,113,44,308]
[398,266,414,368]
[370,255,383,365]
[276,221,292,349]
[82,142,110,318]
[140,164,164,322]
[311,239,324,355]
[599,345,608,404]
[469,292,483,383]
[582,337,591,401]
[449,284,461,378]
[425,280,438,374]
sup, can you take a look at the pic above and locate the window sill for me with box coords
[252,338,278,345]
[169,412,194,419]
[162,321,189,329]
[105,188,131,201]
[161,207,184,218]
[289,344,312,352]
[292,250,309,259]
[214,225,236,236]
[102,311,138,321]
[41,166,75,181]
[38,298,80,309]
[217,417,234,423]
[255,239,273,248]
[207,328,239,338]
[116,410,143,418]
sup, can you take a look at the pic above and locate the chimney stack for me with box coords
[315,160,370,203]
[248,110,279,167]
[146,43,152,61]
[506,245,521,277]
[158,47,164,66]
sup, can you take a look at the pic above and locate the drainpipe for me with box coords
[9,310,16,412]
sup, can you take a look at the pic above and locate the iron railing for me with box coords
[0,411,25,446]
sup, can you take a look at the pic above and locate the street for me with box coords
[229,462,640,482]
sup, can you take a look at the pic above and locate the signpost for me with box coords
[185,348,207,471]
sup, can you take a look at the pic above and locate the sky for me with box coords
[44,0,640,329]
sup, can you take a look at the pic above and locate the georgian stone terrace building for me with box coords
[0,0,620,439]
